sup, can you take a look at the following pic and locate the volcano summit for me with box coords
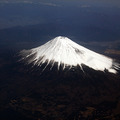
[20,36,119,73]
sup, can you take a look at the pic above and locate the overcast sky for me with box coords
[0,0,120,7]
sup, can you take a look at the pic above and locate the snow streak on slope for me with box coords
[20,36,120,73]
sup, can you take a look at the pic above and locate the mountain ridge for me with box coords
[20,36,120,73]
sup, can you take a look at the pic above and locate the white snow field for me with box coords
[20,36,120,73]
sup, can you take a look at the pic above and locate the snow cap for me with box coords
[20,36,120,73]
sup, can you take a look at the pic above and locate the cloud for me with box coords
[0,1,60,7]
[38,2,61,7]
[81,5,91,8]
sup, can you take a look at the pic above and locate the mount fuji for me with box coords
[20,36,119,74]
[1,36,119,120]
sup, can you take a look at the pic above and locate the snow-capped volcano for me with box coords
[20,36,120,73]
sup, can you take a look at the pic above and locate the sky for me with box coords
[0,0,120,29]
[0,0,120,52]
[0,0,120,7]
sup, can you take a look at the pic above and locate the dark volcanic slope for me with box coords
[0,51,120,120]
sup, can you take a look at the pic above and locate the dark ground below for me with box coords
[0,50,120,120]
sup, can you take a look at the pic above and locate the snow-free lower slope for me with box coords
[20,36,120,73]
